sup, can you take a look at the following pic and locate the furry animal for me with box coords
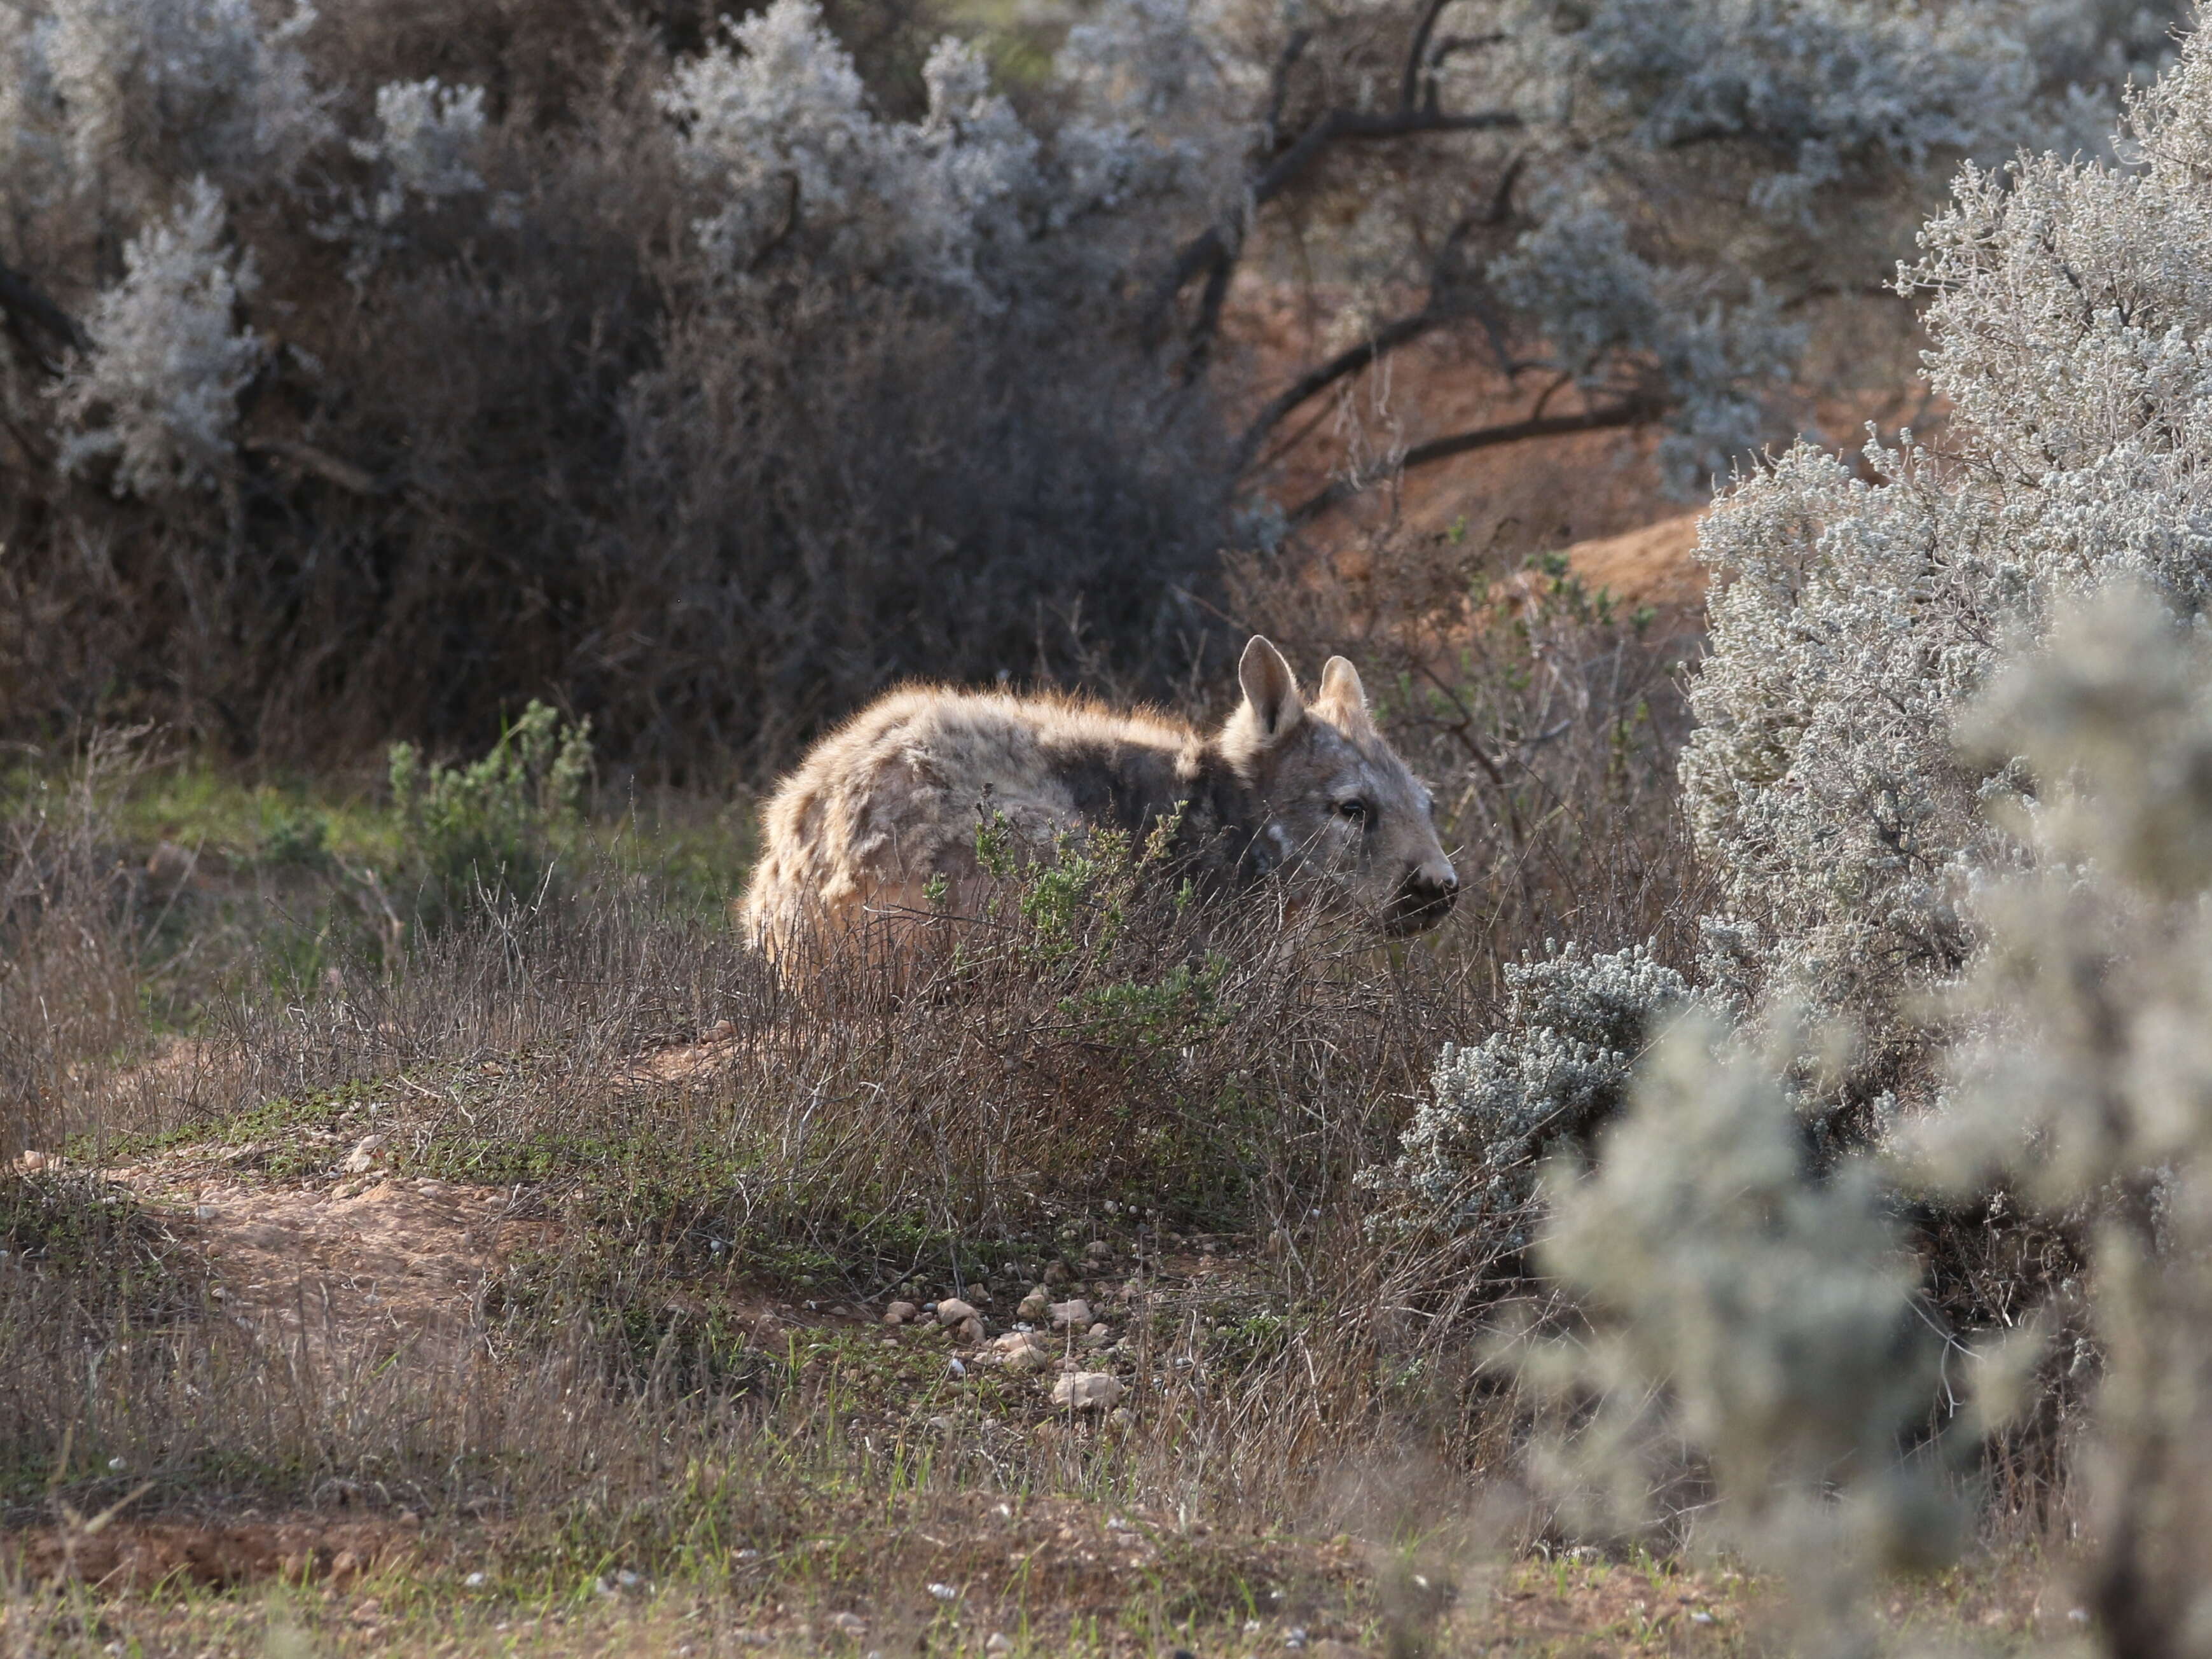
[740,637,1458,954]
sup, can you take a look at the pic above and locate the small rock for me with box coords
[993,1331,1051,1375]
[464,1571,487,1588]
[985,1634,1014,1654]
[826,1611,868,1636]
[1086,1322,1109,1338]
[935,1298,978,1328]
[1050,1371,1125,1411]
[885,1302,918,1326]
[927,1582,960,1601]
[341,1133,387,1176]
[1049,1298,1092,1331]
[1017,1286,1051,1322]
[11,1150,55,1175]
[958,1315,985,1344]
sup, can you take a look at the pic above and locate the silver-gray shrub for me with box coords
[1911,584,2212,1651]
[1681,20,2212,1060]
[1361,941,1690,1233]
[1522,1012,1961,1657]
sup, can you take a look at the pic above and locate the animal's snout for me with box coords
[1387,861,1459,933]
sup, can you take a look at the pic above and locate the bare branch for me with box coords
[1233,309,1452,471]
[1400,0,1454,111]
[1250,106,1523,209]
[242,434,386,496]
[1286,394,1658,525]
[0,258,88,367]
[1264,27,1313,141]
[1148,105,1523,326]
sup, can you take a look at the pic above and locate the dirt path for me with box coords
[108,1157,551,1347]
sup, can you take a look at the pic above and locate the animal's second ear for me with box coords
[1238,636,1304,742]
[1317,656,1372,730]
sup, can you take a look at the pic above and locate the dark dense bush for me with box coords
[0,0,2169,777]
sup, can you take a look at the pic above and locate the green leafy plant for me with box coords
[389,700,592,918]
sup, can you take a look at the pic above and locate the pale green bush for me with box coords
[389,699,591,917]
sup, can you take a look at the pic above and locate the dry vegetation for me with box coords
[7,0,2208,1652]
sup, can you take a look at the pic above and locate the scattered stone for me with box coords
[1049,1298,1092,1331]
[1017,1286,1051,1322]
[340,1134,387,1176]
[958,1315,985,1344]
[11,1151,59,1175]
[934,1298,978,1328]
[1050,1371,1125,1411]
[885,1302,918,1326]
[1086,1322,1109,1338]
[993,1331,1051,1375]
[927,1582,960,1601]
[985,1634,1014,1654]
[825,1611,868,1636]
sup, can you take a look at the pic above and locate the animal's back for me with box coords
[740,685,1198,951]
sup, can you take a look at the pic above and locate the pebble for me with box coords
[1016,1286,1051,1322]
[985,1634,1014,1654]
[825,1612,868,1636]
[993,1331,1051,1375]
[934,1298,978,1328]
[1048,1298,1092,1331]
[884,1302,918,1326]
[1049,1371,1125,1411]
[927,1583,960,1601]
[340,1134,387,1176]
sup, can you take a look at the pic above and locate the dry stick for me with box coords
[1154,101,1524,357]
[1287,395,1659,525]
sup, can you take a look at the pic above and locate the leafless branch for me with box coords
[242,435,387,496]
[1287,394,1658,524]
[1149,104,1523,327]
[1401,0,1455,111]
[1233,309,1453,471]
[0,258,88,369]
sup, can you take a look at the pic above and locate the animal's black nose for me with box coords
[1388,866,1459,934]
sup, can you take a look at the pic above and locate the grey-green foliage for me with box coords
[1907,585,2212,1646]
[1362,942,1689,1230]
[388,700,591,915]
[1523,1014,1960,1657]
[1678,20,2212,1056]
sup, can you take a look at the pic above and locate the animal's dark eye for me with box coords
[1338,798,1369,824]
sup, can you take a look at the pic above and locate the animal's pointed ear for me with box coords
[1316,655,1372,731]
[1237,635,1304,744]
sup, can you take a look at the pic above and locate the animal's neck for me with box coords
[1170,739,1273,884]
